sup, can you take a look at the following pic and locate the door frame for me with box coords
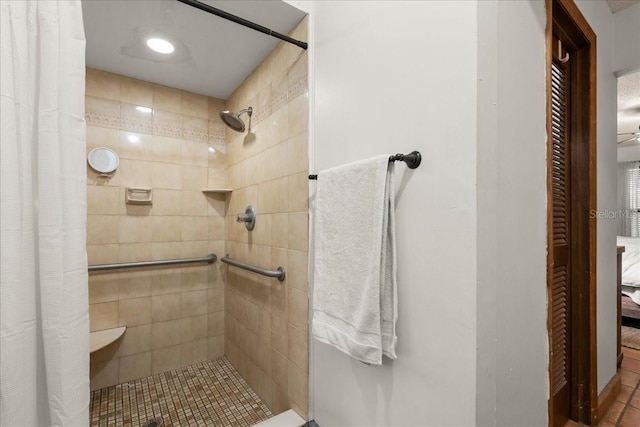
[545,0,598,425]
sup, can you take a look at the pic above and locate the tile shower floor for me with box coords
[90,357,272,427]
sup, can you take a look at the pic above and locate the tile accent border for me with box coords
[254,73,308,128]
[86,111,120,130]
[86,73,306,145]
[86,109,226,146]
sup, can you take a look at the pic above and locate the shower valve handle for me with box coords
[236,206,256,231]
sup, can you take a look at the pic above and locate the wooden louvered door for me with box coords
[547,0,598,424]
[550,54,571,427]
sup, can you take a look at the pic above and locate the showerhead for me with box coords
[220,107,253,132]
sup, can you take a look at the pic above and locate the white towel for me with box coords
[312,155,398,365]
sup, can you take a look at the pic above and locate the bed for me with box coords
[619,236,640,306]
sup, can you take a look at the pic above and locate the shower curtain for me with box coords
[0,1,89,425]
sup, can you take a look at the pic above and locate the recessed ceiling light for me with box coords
[128,134,140,143]
[146,38,174,54]
[208,146,216,153]
[135,106,152,113]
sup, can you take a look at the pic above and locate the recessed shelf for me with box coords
[90,326,126,353]
[202,188,232,194]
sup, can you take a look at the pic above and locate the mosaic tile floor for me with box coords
[90,357,272,427]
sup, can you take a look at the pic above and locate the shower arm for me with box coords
[242,107,252,130]
[238,107,253,117]
[239,107,253,130]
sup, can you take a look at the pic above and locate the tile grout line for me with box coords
[615,368,640,426]
[90,356,272,426]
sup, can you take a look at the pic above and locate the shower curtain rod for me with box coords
[176,0,308,50]
[308,151,422,180]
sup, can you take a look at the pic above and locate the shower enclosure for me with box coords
[83,1,309,425]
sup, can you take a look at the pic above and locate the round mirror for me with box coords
[88,147,119,175]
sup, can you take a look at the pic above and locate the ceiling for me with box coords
[83,0,638,145]
[607,0,640,13]
[618,72,640,148]
[82,0,306,100]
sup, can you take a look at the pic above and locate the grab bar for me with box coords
[88,253,217,272]
[221,254,285,282]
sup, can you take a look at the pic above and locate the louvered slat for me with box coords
[551,61,570,398]
[551,63,568,246]
[552,265,568,394]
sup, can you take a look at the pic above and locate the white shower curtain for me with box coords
[0,1,89,425]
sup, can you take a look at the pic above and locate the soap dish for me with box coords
[126,187,152,205]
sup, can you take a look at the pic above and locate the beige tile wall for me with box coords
[86,68,228,391]
[223,18,310,418]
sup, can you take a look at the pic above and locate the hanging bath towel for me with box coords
[312,155,398,365]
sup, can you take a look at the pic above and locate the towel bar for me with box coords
[308,150,421,180]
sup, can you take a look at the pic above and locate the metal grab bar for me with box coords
[221,254,285,282]
[88,253,217,272]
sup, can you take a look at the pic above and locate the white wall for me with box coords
[476,1,548,425]
[311,2,479,425]
[575,0,618,395]
[614,3,640,75]
[309,1,620,426]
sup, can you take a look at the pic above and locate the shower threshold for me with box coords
[90,356,272,426]
[251,409,306,427]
